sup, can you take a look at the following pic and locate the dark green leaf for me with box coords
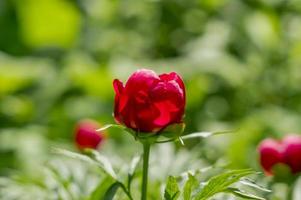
[103,182,121,200]
[89,176,115,200]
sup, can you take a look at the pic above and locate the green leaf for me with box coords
[239,178,271,193]
[183,173,198,200]
[96,124,125,132]
[225,187,266,200]
[127,154,141,196]
[194,169,255,200]
[164,176,180,200]
[89,176,115,200]
[129,154,141,177]
[160,123,186,138]
[53,148,98,165]
[53,148,116,179]
[84,149,117,179]
[103,182,121,200]
[45,165,74,199]
[181,130,233,140]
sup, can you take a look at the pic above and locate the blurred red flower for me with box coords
[113,69,185,133]
[258,138,284,175]
[258,134,301,175]
[75,120,105,150]
[283,135,301,174]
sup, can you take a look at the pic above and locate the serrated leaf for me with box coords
[53,148,98,165]
[225,187,266,200]
[194,169,255,200]
[183,173,198,200]
[103,182,121,200]
[239,178,271,193]
[164,176,180,200]
[53,148,116,179]
[181,130,233,140]
[84,149,117,179]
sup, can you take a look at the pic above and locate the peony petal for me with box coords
[159,72,186,104]
[125,69,160,93]
[113,69,186,133]
[151,81,185,128]
[113,79,125,124]
[113,79,124,95]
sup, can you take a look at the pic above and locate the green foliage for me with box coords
[1,0,301,198]
[164,176,180,200]
[225,188,265,200]
[194,169,258,200]
[183,174,198,200]
[162,169,269,200]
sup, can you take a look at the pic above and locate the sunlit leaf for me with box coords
[129,155,141,177]
[239,178,271,193]
[84,149,117,179]
[183,173,198,200]
[225,187,266,200]
[164,176,180,200]
[53,148,116,179]
[194,169,256,200]
[96,124,125,132]
[181,130,234,140]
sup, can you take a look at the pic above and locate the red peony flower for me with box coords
[258,134,301,175]
[75,120,105,150]
[283,135,301,174]
[258,138,284,175]
[113,69,185,133]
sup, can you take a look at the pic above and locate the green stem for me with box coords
[288,181,296,200]
[141,142,151,200]
[119,182,133,200]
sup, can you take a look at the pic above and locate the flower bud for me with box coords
[283,134,301,174]
[113,69,185,133]
[74,120,105,150]
[258,138,284,175]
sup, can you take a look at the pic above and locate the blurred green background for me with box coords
[1,0,301,189]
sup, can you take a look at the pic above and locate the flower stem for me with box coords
[288,181,295,200]
[141,142,150,200]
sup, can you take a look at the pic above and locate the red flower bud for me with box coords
[74,120,105,150]
[113,69,185,133]
[258,134,301,176]
[283,135,301,174]
[258,138,284,175]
